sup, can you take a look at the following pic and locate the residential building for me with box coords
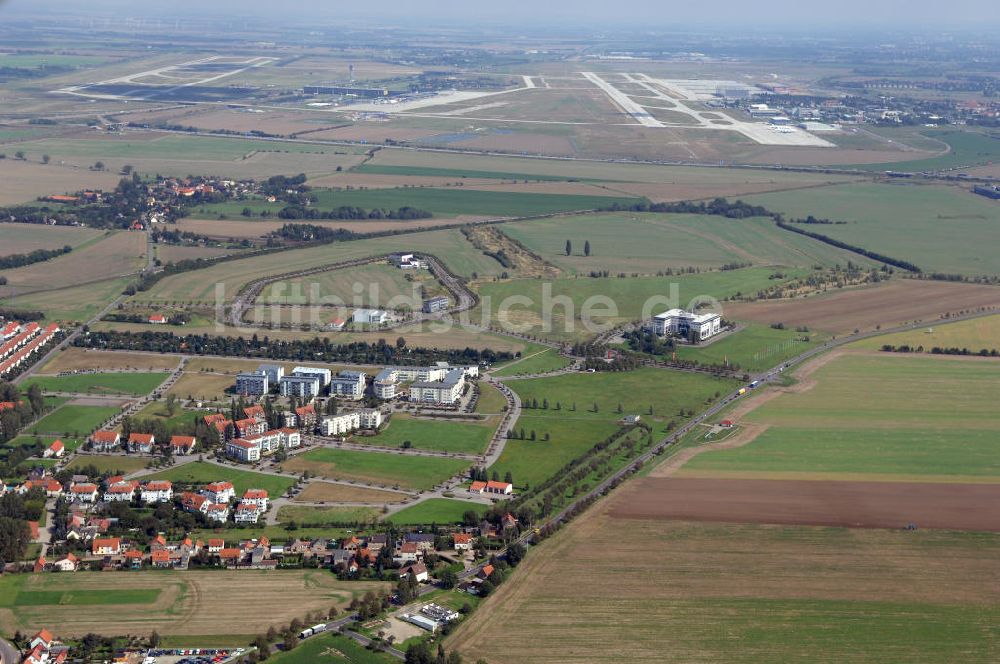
[319,408,382,436]
[652,309,722,341]
[400,562,429,582]
[206,503,230,523]
[469,481,487,494]
[180,492,210,514]
[236,371,269,396]
[234,417,266,438]
[53,553,78,572]
[234,502,262,524]
[408,368,465,405]
[453,533,473,550]
[207,538,225,553]
[127,432,155,454]
[204,481,236,504]
[243,404,266,421]
[69,483,98,503]
[329,370,367,400]
[291,366,332,386]
[279,374,321,398]
[89,430,120,452]
[92,537,121,556]
[258,363,284,384]
[242,489,269,510]
[141,480,173,503]
[373,368,398,399]
[352,309,389,325]
[170,435,197,455]
[103,480,138,502]
[148,314,167,324]
[295,403,318,430]
[389,252,415,266]
[422,295,449,314]
[43,439,64,458]
[485,480,513,495]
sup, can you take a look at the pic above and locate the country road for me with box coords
[0,637,17,664]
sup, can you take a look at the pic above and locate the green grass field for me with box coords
[475,266,806,342]
[28,405,120,436]
[474,381,508,414]
[684,352,1000,481]
[14,589,161,606]
[387,498,487,525]
[742,182,1000,276]
[131,402,217,434]
[671,324,827,372]
[7,433,85,452]
[364,415,495,454]
[851,314,1000,353]
[146,461,295,497]
[14,135,335,162]
[22,372,169,396]
[0,223,103,254]
[491,368,737,487]
[199,186,642,219]
[501,213,876,275]
[854,128,1000,172]
[277,505,381,525]
[285,448,469,491]
[267,632,397,664]
[2,276,132,323]
[65,455,150,474]
[259,261,437,310]
[354,163,600,182]
[492,348,573,377]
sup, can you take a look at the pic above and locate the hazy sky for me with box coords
[7,0,999,29]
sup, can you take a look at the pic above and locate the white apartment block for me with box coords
[141,481,173,504]
[225,428,301,462]
[408,368,465,405]
[258,363,284,384]
[329,370,367,399]
[292,366,332,386]
[236,371,269,396]
[319,408,384,436]
[279,374,321,397]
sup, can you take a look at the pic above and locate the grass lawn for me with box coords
[742,182,1000,276]
[22,372,170,396]
[283,449,470,491]
[492,348,572,377]
[672,324,827,373]
[491,368,737,487]
[474,266,807,342]
[259,261,440,310]
[685,352,1000,482]
[14,589,161,606]
[28,405,120,436]
[8,434,85,452]
[65,455,150,474]
[3,276,132,323]
[853,128,1000,172]
[131,401,217,434]
[146,462,295,497]
[267,632,397,664]
[387,498,488,525]
[354,163,598,182]
[200,187,644,219]
[474,381,508,414]
[363,415,495,455]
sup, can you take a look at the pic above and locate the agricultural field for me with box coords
[363,415,496,455]
[500,212,877,274]
[197,186,643,219]
[0,230,145,298]
[386,498,487,525]
[491,369,737,487]
[27,404,120,436]
[852,128,1000,172]
[682,351,1000,483]
[724,279,1000,335]
[742,182,1000,276]
[276,505,382,525]
[283,448,470,491]
[0,159,119,206]
[38,348,182,373]
[1,276,132,323]
[145,461,296,497]
[20,371,169,396]
[852,313,1000,353]
[448,513,1000,663]
[259,262,441,310]
[0,570,386,639]
[0,223,103,253]
[491,348,572,377]
[475,266,807,342]
[669,323,828,372]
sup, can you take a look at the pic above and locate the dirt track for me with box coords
[611,477,1000,531]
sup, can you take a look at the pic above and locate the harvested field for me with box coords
[155,243,246,263]
[294,481,409,503]
[304,125,441,143]
[612,477,1000,531]
[852,312,1000,353]
[308,172,495,188]
[448,512,1000,663]
[597,179,849,202]
[0,223,103,254]
[0,160,119,206]
[725,279,1000,334]
[0,570,385,638]
[174,215,482,239]
[444,133,576,155]
[0,230,145,296]
[1,276,130,323]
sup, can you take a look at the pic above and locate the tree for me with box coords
[121,164,133,175]
[439,568,458,589]
[42,154,50,164]
[282,632,297,651]
[584,240,591,257]
[396,336,407,349]
[93,161,105,171]
[565,239,572,256]
[504,471,513,484]
[405,642,433,664]
[149,630,161,647]
[14,151,24,160]
[165,393,178,417]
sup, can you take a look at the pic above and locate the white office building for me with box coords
[652,309,722,341]
[352,309,390,325]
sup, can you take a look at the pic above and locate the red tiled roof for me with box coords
[206,481,234,492]
[243,489,268,499]
[90,430,119,442]
[32,628,53,645]
[486,481,512,491]
[71,483,98,493]
[453,533,472,544]
[145,480,172,490]
[203,413,227,425]
[469,481,487,491]
[295,404,316,417]
[48,440,64,452]
[129,433,154,444]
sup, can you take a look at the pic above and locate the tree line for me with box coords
[0,244,72,270]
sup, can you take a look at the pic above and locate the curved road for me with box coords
[0,637,18,664]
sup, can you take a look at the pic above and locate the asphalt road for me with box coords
[0,637,19,664]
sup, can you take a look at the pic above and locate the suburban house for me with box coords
[127,432,155,454]
[148,314,167,324]
[242,489,269,510]
[243,404,266,421]
[234,417,266,438]
[43,440,65,458]
[453,533,473,550]
[180,492,210,514]
[169,435,197,455]
[52,553,78,572]
[294,403,318,429]
[92,537,122,556]
[395,542,420,563]
[468,481,487,494]
[89,430,120,452]
[141,480,173,504]
[204,481,235,504]
[207,538,225,553]
[69,483,99,503]
[103,480,139,502]
[652,308,723,341]
[400,561,429,582]
[485,480,514,495]
[226,438,261,463]
[206,503,230,523]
